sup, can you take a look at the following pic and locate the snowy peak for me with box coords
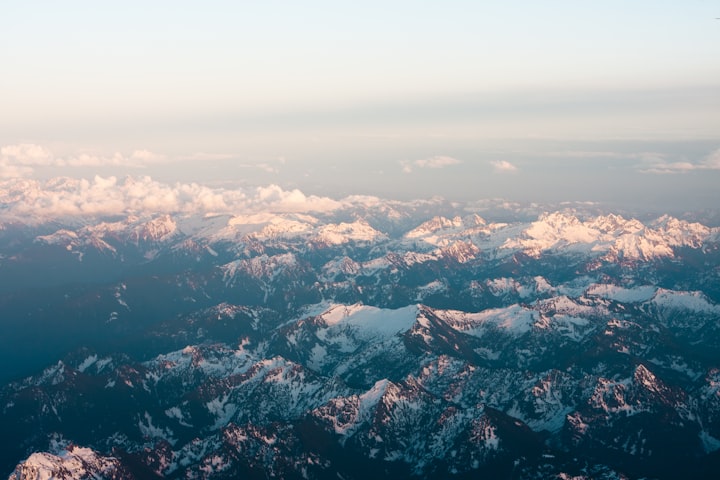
[466,213,487,226]
[196,212,317,244]
[11,202,720,270]
[440,241,480,263]
[588,213,643,235]
[128,214,177,243]
[633,364,667,396]
[9,446,128,480]
[193,215,382,251]
[650,215,713,248]
[502,211,605,257]
[34,214,180,257]
[314,219,385,246]
[35,228,117,257]
[300,302,419,342]
[406,216,464,238]
[603,214,716,262]
[649,288,720,318]
[586,283,657,303]
[586,363,680,419]
[321,256,362,279]
[231,212,317,239]
[403,214,491,250]
[221,252,299,284]
[605,228,674,262]
[311,378,396,437]
[498,211,717,262]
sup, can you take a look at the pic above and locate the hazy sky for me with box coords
[1,1,719,211]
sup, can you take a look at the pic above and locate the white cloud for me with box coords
[639,148,720,174]
[491,160,518,173]
[401,155,461,173]
[416,155,461,169]
[0,175,343,220]
[0,144,167,176]
[0,144,51,177]
[59,150,167,168]
[0,143,54,165]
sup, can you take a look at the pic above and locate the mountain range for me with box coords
[2,194,720,479]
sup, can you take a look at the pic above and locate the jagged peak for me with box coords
[10,446,126,480]
[405,215,464,238]
[360,378,393,405]
[536,210,582,226]
[441,240,480,263]
[589,213,643,234]
[131,214,178,242]
[465,213,487,226]
[633,364,658,388]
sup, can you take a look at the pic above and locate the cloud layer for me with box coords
[640,148,720,174]
[0,143,168,178]
[0,175,342,221]
[0,144,290,180]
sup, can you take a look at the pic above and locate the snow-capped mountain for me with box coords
[8,445,132,480]
[499,211,715,262]
[2,194,720,479]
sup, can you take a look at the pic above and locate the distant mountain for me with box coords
[2,195,720,478]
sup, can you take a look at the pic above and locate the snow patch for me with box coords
[318,303,419,337]
[76,354,98,373]
[586,284,657,303]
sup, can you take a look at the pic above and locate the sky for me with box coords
[1,1,720,213]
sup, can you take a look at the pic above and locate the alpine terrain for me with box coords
[1,179,720,479]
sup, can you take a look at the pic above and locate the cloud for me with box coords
[640,162,696,174]
[416,155,461,169]
[0,175,343,220]
[0,144,51,177]
[401,155,461,173]
[490,160,518,173]
[0,144,54,165]
[0,144,167,177]
[704,149,720,168]
[639,148,720,174]
[59,149,167,168]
